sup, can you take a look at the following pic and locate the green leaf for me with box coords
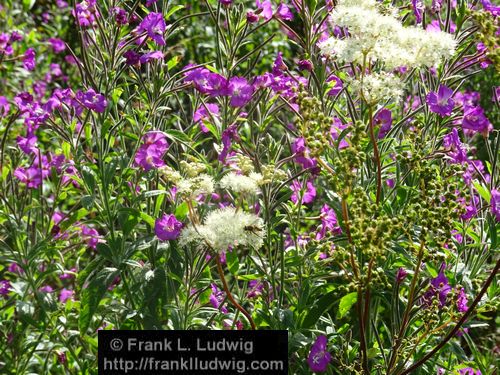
[175,202,189,219]
[23,0,36,10]
[165,129,191,143]
[166,4,184,19]
[79,267,119,333]
[300,290,337,328]
[118,208,140,236]
[226,250,239,275]
[338,292,357,319]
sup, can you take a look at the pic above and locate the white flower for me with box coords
[319,0,456,70]
[176,174,215,198]
[220,172,262,194]
[179,207,265,253]
[350,72,403,104]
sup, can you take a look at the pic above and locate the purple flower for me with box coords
[14,167,43,188]
[374,108,392,138]
[139,12,166,46]
[0,280,11,296]
[112,7,128,25]
[219,124,239,162]
[155,214,183,241]
[443,128,468,164]
[426,85,454,117]
[276,3,293,21]
[73,0,98,27]
[291,137,317,169]
[134,131,169,171]
[456,287,468,312]
[462,106,492,134]
[326,75,343,96]
[16,132,37,154]
[81,225,100,249]
[298,59,313,71]
[316,204,341,239]
[194,103,220,133]
[0,96,10,117]
[219,0,233,5]
[124,50,140,65]
[209,283,228,313]
[412,0,425,23]
[482,0,500,17]
[459,368,482,375]
[59,288,74,303]
[307,336,331,373]
[256,0,273,21]
[424,267,451,308]
[23,48,36,71]
[291,179,316,204]
[491,189,500,221]
[79,89,108,113]
[396,268,408,283]
[48,38,66,53]
[139,50,164,64]
[40,285,54,293]
[246,11,259,23]
[228,77,254,107]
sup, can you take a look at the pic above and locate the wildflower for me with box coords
[298,59,313,71]
[396,268,408,283]
[73,0,98,27]
[219,124,239,162]
[48,37,66,53]
[219,0,233,5]
[482,0,500,17]
[316,204,342,239]
[458,368,482,375]
[40,285,54,293]
[134,131,169,171]
[291,137,317,169]
[412,0,425,23]
[228,77,254,107]
[456,287,468,312]
[327,75,343,96]
[59,288,74,303]
[0,280,11,296]
[139,50,164,64]
[179,207,264,253]
[491,189,500,221]
[81,225,100,249]
[111,7,128,25]
[14,167,43,188]
[0,96,10,117]
[79,89,108,113]
[193,103,220,133]
[23,48,36,71]
[176,174,215,198]
[462,106,492,134]
[246,11,259,23]
[124,50,140,65]
[307,336,331,373]
[350,72,403,104]
[139,12,166,46]
[256,0,273,21]
[16,132,37,154]
[423,268,451,308]
[291,179,317,204]
[426,85,455,117]
[209,283,228,313]
[374,108,392,138]
[276,3,294,21]
[220,172,261,195]
[155,214,183,241]
[443,128,468,164]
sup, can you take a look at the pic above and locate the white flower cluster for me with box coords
[179,207,265,253]
[350,72,404,104]
[319,0,456,103]
[219,172,263,195]
[319,0,456,69]
[176,174,215,198]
